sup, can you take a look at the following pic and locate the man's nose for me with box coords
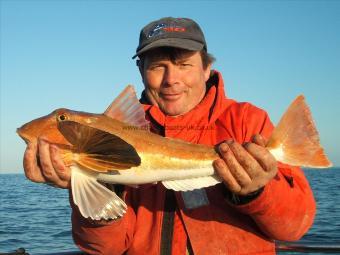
[163,65,180,86]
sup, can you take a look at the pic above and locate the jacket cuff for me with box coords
[223,186,264,205]
[227,172,289,215]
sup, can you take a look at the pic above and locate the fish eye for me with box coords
[57,114,68,122]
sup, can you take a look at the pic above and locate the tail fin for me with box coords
[266,95,332,168]
[71,166,127,220]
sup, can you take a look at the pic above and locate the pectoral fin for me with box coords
[71,166,127,220]
[58,120,141,172]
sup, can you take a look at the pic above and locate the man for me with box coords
[23,17,316,254]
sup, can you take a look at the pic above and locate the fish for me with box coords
[17,85,332,220]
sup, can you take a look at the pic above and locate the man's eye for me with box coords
[179,63,192,68]
[149,65,164,71]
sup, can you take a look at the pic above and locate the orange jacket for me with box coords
[71,71,316,255]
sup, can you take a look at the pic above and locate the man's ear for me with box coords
[137,60,145,81]
[204,64,212,82]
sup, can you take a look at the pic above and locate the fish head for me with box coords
[17,107,103,145]
[17,108,73,145]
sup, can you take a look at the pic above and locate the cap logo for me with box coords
[147,23,186,39]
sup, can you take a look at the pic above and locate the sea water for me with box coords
[1,168,339,254]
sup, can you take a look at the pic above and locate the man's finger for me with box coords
[218,142,252,187]
[252,134,267,147]
[23,142,46,182]
[213,159,241,193]
[244,142,277,172]
[50,145,71,183]
[38,139,66,187]
[227,141,263,179]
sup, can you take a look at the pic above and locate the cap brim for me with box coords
[132,38,204,59]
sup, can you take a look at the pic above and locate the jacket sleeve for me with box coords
[69,187,137,255]
[230,103,316,241]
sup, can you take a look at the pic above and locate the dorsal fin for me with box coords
[58,120,141,172]
[104,85,149,129]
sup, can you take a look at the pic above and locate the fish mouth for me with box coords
[17,128,30,144]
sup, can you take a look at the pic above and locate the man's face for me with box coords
[141,49,211,116]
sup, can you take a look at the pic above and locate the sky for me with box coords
[1,0,339,173]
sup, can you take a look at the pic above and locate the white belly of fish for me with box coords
[96,166,215,184]
[96,153,219,189]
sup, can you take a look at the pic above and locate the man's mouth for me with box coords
[161,93,182,101]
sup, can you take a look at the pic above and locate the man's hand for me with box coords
[23,138,71,188]
[213,134,277,196]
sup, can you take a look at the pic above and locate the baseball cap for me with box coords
[133,17,207,59]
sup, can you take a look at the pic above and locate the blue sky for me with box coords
[1,0,339,173]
